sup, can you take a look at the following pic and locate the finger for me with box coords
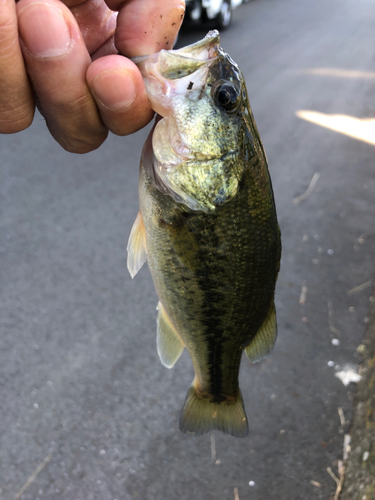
[111,0,186,57]
[66,0,118,56]
[17,0,108,153]
[0,0,34,133]
[87,55,154,136]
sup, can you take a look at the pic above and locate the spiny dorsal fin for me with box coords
[127,211,147,279]
[179,383,248,437]
[157,302,184,368]
[245,301,277,363]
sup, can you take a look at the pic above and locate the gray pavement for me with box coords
[1,0,375,498]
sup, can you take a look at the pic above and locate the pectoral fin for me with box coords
[245,301,277,363]
[157,302,184,368]
[127,211,147,279]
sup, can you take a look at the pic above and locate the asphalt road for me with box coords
[1,0,375,499]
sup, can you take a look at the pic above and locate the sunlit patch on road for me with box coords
[296,68,375,79]
[296,111,375,146]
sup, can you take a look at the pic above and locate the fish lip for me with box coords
[131,30,220,83]
[131,30,220,66]
[171,29,220,61]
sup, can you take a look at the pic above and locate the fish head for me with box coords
[134,31,254,212]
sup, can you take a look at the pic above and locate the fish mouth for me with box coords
[132,30,220,77]
[133,31,222,167]
[156,29,220,80]
[132,31,221,117]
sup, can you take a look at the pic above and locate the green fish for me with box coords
[127,31,281,437]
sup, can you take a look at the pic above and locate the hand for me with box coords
[0,0,185,153]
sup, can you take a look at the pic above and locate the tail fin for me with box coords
[179,385,248,437]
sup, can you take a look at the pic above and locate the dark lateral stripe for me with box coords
[198,253,226,401]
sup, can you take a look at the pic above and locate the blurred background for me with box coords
[1,0,375,498]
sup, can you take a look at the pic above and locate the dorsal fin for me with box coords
[157,302,184,368]
[127,211,147,279]
[245,301,277,363]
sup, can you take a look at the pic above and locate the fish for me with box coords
[127,30,281,437]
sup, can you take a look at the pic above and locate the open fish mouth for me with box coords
[132,30,221,118]
[132,31,224,187]
[132,29,220,75]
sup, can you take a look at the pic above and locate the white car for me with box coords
[185,0,243,29]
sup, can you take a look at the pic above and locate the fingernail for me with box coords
[18,3,71,58]
[91,70,137,110]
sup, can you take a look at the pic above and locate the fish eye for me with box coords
[214,83,239,111]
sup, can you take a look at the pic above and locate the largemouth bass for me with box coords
[127,31,281,437]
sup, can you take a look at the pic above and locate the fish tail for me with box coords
[179,385,248,438]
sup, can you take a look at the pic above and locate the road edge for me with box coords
[341,290,375,499]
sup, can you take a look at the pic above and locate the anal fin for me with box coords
[245,301,277,363]
[157,302,184,368]
[127,211,147,279]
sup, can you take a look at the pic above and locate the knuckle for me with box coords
[0,11,19,52]
[36,86,108,153]
[46,111,108,154]
[0,102,34,133]
[0,10,15,33]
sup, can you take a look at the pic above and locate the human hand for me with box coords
[0,0,185,153]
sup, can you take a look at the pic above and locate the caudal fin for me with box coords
[179,386,248,437]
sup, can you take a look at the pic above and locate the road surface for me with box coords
[1,0,375,498]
